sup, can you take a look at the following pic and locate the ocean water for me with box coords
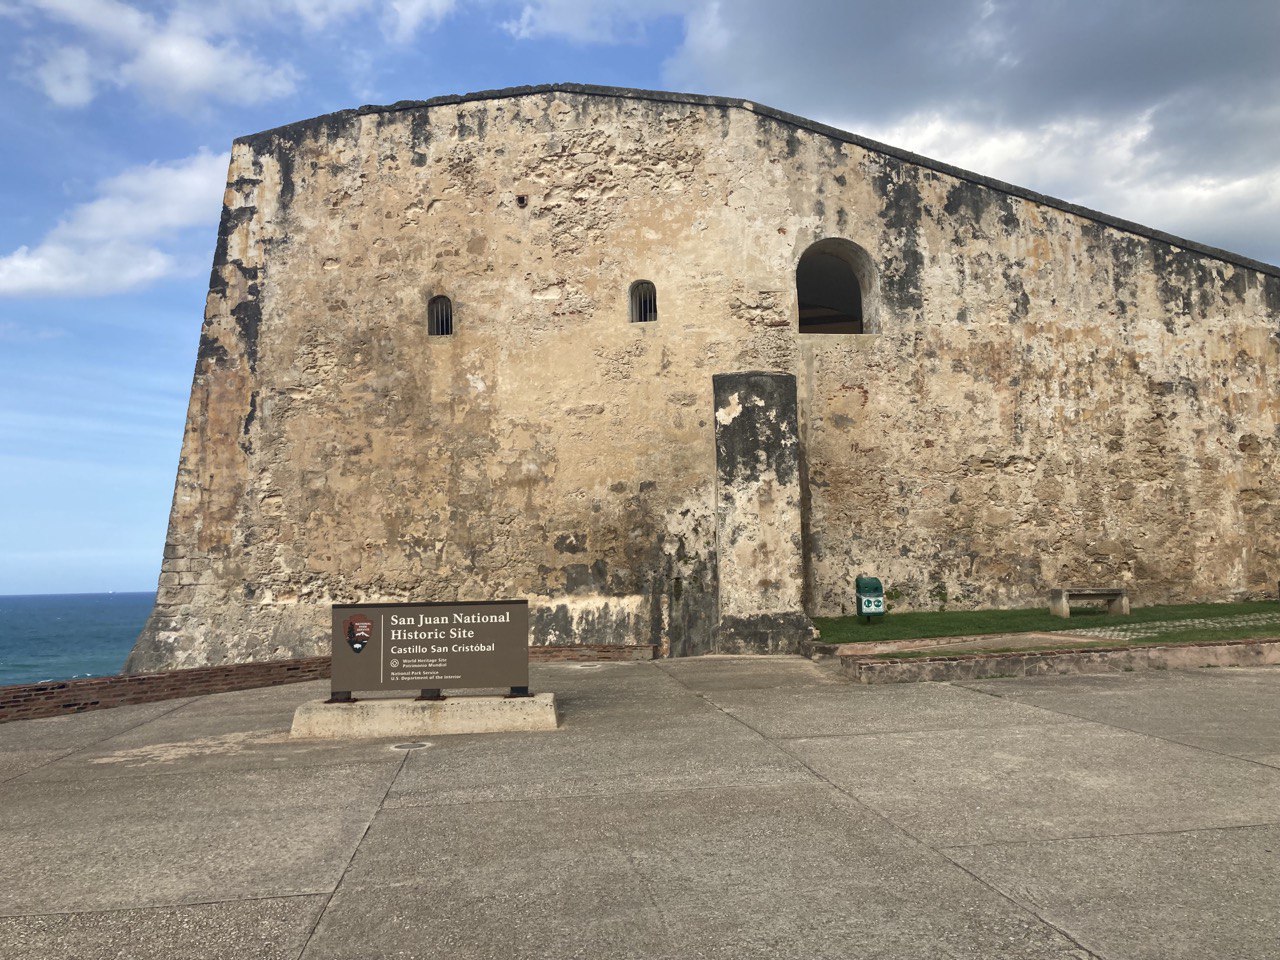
[0,593,155,687]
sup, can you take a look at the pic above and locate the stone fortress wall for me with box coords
[126,84,1280,672]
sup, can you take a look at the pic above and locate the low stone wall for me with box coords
[530,644,657,662]
[801,640,842,660]
[0,644,658,724]
[840,638,1280,684]
[0,656,331,724]
[802,636,983,659]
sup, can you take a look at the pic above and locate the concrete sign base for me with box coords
[290,693,559,739]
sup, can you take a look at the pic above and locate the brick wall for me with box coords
[0,656,331,725]
[0,644,657,724]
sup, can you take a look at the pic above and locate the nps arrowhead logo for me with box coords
[343,615,374,653]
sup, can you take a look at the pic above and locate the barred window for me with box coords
[428,295,453,336]
[629,280,658,323]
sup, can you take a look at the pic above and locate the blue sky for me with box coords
[1,0,1277,594]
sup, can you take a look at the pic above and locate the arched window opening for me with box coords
[428,295,453,336]
[630,280,658,323]
[796,239,877,334]
[798,250,862,333]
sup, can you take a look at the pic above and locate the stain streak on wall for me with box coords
[126,85,1280,671]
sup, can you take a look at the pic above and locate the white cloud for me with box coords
[201,0,453,36]
[851,109,1280,263]
[30,0,150,47]
[385,0,456,42]
[14,0,463,107]
[853,112,1158,203]
[502,0,687,43]
[0,150,230,297]
[678,2,727,59]
[33,44,97,106]
[21,0,298,108]
[119,30,297,107]
[271,0,377,31]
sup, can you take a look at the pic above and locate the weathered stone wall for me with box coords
[127,85,1280,671]
[795,159,1280,615]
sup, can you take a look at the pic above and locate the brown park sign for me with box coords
[330,600,529,699]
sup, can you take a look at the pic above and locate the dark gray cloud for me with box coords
[648,0,1280,264]
[666,1,1280,129]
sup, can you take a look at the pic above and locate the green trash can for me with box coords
[855,574,886,623]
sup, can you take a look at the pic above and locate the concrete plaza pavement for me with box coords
[1,657,1278,959]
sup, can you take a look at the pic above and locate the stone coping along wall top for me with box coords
[236,83,1280,281]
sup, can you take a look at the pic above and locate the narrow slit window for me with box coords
[630,280,658,323]
[428,295,453,336]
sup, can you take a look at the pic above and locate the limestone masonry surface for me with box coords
[128,84,1280,672]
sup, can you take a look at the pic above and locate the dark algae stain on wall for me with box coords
[126,85,1280,671]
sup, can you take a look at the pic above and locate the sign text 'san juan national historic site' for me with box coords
[331,600,529,693]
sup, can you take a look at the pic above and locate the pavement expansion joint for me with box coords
[930,850,1107,960]
[296,749,411,960]
[773,716,1092,741]
[956,676,1280,773]
[937,818,1280,850]
[382,777,823,810]
[763,720,1109,959]
[17,757,403,787]
[0,890,331,922]
[6,661,1279,959]
[0,697,199,787]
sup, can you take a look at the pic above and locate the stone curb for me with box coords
[801,635,1024,659]
[529,643,657,662]
[837,637,1280,684]
[0,644,656,724]
[290,693,560,738]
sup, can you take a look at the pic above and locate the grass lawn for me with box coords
[813,600,1280,646]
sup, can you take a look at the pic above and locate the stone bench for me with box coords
[1049,587,1130,618]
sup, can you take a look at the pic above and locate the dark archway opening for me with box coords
[797,249,863,334]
